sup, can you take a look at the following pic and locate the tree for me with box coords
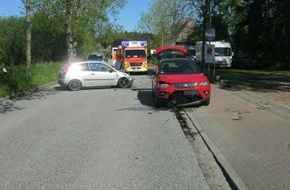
[35,0,127,62]
[138,0,192,48]
[31,11,67,62]
[218,0,290,68]
[187,0,210,68]
[0,17,26,66]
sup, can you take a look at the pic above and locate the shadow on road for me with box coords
[0,87,60,114]
[130,88,172,112]
[131,88,155,108]
[217,70,290,93]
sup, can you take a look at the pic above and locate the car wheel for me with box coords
[118,77,129,88]
[68,79,82,91]
[155,96,164,108]
[152,83,155,97]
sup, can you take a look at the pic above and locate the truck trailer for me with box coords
[196,41,233,68]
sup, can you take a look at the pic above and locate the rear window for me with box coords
[87,53,104,60]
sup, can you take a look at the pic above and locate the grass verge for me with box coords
[206,68,290,91]
[0,62,62,98]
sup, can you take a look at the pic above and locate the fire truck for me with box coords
[117,41,148,73]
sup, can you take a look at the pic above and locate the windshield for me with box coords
[125,50,146,58]
[187,49,196,57]
[157,50,187,60]
[159,60,202,74]
[215,48,232,56]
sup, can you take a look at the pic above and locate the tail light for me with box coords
[63,64,71,75]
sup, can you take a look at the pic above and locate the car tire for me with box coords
[152,83,155,97]
[118,77,129,88]
[68,79,82,91]
[155,96,164,108]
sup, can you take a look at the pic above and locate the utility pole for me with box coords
[201,0,208,71]
[208,0,211,75]
[188,0,212,73]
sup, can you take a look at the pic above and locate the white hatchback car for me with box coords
[58,61,133,91]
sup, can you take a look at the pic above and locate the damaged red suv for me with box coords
[152,47,211,108]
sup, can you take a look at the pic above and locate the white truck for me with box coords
[196,41,233,68]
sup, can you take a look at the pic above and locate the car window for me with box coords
[69,63,89,71]
[88,63,112,72]
[87,54,104,60]
[89,63,101,71]
[159,60,201,74]
[215,48,231,56]
[157,50,186,60]
[78,63,89,71]
[125,50,146,58]
[99,64,112,72]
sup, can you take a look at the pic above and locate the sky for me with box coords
[0,0,154,32]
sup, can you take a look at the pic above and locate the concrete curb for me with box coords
[184,109,249,190]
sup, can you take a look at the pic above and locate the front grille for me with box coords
[174,82,197,88]
[130,62,143,66]
[169,90,202,105]
[216,61,227,65]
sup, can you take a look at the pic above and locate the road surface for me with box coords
[0,74,211,190]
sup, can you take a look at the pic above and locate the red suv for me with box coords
[152,57,211,108]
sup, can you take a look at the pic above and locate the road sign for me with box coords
[206,28,215,40]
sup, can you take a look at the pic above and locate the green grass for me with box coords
[205,68,290,90]
[0,62,62,98]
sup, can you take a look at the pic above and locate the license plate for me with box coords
[184,91,196,95]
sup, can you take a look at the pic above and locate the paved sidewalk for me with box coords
[188,84,290,190]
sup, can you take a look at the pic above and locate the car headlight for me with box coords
[159,83,170,88]
[199,80,209,86]
[124,62,130,68]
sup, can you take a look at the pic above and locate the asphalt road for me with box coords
[0,74,210,190]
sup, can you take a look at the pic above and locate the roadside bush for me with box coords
[0,62,62,98]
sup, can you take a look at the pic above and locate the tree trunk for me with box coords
[26,0,32,68]
[65,0,76,62]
